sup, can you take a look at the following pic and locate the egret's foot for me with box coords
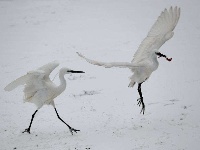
[137,97,145,114]
[69,127,80,135]
[22,128,31,134]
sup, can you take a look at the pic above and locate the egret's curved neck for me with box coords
[152,52,158,64]
[57,72,67,95]
[150,52,159,71]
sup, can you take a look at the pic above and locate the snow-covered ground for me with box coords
[1,0,200,149]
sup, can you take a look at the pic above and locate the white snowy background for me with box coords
[1,0,200,149]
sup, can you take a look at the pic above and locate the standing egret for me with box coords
[4,61,85,134]
[77,7,180,114]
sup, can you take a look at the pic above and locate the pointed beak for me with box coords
[67,70,85,73]
[155,52,172,62]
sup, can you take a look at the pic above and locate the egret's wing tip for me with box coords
[76,52,84,58]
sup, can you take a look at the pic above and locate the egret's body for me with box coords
[4,61,84,134]
[77,7,180,114]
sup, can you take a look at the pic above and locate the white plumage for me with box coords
[5,61,59,108]
[132,7,180,64]
[4,61,85,134]
[77,7,181,114]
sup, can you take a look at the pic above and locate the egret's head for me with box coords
[60,67,85,75]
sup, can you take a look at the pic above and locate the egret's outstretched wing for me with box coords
[77,52,139,69]
[132,7,180,63]
[4,61,59,91]
[38,61,59,79]
[4,74,30,91]
[4,70,45,92]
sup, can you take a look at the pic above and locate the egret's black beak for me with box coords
[68,70,85,73]
[155,52,172,62]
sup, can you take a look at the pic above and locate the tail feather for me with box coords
[128,81,135,88]
[129,75,136,87]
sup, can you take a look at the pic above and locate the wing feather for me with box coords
[4,70,45,92]
[77,52,140,69]
[4,61,58,91]
[38,61,59,79]
[132,7,180,63]
[4,74,29,91]
[4,61,59,104]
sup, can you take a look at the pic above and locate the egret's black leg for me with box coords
[22,110,38,134]
[54,108,80,135]
[137,83,145,114]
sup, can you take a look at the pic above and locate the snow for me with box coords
[1,0,200,149]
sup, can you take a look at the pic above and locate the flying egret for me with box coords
[77,7,181,114]
[4,61,85,134]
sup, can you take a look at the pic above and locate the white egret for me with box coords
[4,61,85,134]
[77,7,181,114]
